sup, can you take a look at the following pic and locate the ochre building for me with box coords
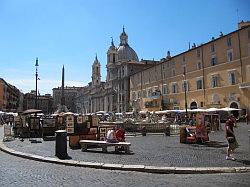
[130,21,250,115]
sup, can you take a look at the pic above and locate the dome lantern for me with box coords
[120,26,128,45]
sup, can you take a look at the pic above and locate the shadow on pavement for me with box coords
[82,149,134,155]
[235,159,250,166]
[190,141,228,148]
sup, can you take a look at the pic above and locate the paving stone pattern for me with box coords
[1,150,250,187]
[3,123,250,167]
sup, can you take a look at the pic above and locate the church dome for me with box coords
[117,45,139,62]
[117,27,139,62]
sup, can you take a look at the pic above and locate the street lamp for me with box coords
[35,57,39,109]
[183,70,188,123]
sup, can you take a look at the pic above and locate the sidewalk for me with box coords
[1,123,250,174]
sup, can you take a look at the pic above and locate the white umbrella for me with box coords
[63,112,74,115]
[96,111,106,114]
[190,108,207,112]
[139,111,147,115]
[115,113,123,115]
[206,108,220,112]
[219,107,241,111]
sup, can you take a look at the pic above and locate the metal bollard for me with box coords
[141,126,146,136]
[55,130,70,159]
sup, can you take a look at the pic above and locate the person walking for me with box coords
[225,115,238,160]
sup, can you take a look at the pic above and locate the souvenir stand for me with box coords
[67,114,98,149]
[18,109,43,138]
[204,113,221,131]
[56,114,65,130]
[29,116,42,138]
[13,115,22,137]
[42,117,56,139]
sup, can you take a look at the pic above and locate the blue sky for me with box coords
[0,0,249,94]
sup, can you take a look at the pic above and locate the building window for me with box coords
[196,78,203,90]
[212,93,220,104]
[200,102,204,107]
[228,71,236,85]
[197,61,202,70]
[172,83,178,93]
[132,92,136,100]
[137,91,141,98]
[197,48,201,58]
[113,54,116,62]
[211,43,215,53]
[163,84,168,95]
[182,80,189,92]
[142,90,147,98]
[248,43,250,56]
[122,66,125,76]
[154,86,159,92]
[227,49,233,62]
[211,56,217,66]
[148,88,153,97]
[248,29,250,40]
[211,75,219,88]
[172,69,176,76]
[227,37,232,47]
[182,65,186,75]
[229,93,236,101]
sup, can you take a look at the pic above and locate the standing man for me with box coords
[225,115,238,160]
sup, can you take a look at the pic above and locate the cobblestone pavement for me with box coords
[3,123,250,167]
[1,150,250,187]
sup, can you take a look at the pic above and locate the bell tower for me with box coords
[106,37,117,81]
[92,55,101,86]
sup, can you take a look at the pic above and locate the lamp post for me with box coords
[183,71,188,123]
[35,57,39,109]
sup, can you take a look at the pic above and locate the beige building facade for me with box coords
[130,22,250,115]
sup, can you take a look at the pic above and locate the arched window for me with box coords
[212,93,220,104]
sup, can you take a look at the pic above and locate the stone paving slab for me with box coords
[1,123,250,174]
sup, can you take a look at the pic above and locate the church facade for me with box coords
[76,28,157,113]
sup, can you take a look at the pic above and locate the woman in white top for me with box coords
[106,128,118,143]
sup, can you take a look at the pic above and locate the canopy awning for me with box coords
[22,109,43,115]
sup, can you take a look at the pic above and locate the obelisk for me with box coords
[54,65,69,114]
[61,65,65,106]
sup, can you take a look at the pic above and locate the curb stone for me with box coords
[1,138,250,174]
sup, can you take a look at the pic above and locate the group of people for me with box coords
[106,127,125,143]
[104,113,241,160]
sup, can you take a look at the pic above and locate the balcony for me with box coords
[239,82,250,89]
